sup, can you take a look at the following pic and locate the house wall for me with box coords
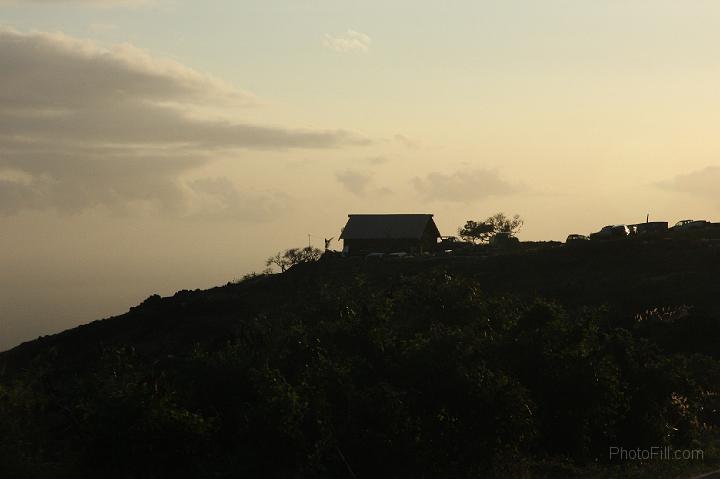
[629,222,669,235]
[420,224,441,252]
[341,218,442,255]
[344,231,440,255]
[343,238,421,255]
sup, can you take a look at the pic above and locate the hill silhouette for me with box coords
[2,239,720,478]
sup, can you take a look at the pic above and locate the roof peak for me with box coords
[340,214,440,240]
[348,213,433,217]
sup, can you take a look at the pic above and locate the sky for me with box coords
[2,0,720,350]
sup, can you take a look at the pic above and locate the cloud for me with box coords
[657,166,720,206]
[323,30,371,53]
[0,28,256,110]
[393,134,420,148]
[336,169,373,195]
[412,168,520,202]
[0,0,149,5]
[89,23,118,33]
[0,140,200,215]
[0,28,368,217]
[364,156,389,165]
[185,177,288,222]
[335,169,392,197]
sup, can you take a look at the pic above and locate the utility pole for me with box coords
[308,234,311,248]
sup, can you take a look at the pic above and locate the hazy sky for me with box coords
[3,0,720,350]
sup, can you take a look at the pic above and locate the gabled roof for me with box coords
[340,214,440,240]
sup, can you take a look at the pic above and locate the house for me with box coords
[626,221,669,237]
[632,221,669,236]
[339,214,442,255]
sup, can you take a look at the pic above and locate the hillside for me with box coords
[2,239,720,478]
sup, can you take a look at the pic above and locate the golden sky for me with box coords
[2,0,720,349]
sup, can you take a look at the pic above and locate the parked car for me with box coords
[566,234,590,243]
[490,232,520,247]
[438,235,470,251]
[589,225,630,240]
[670,219,710,232]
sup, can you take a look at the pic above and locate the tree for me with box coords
[486,213,523,236]
[266,246,323,272]
[458,213,523,243]
[458,220,495,244]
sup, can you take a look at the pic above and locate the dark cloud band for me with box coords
[0,28,367,217]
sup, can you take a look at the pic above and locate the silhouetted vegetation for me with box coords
[266,245,323,272]
[459,212,524,243]
[2,241,720,478]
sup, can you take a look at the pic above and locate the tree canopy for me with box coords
[458,213,524,243]
[2,267,719,478]
[266,246,323,272]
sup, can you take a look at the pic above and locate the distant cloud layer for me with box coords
[412,168,519,202]
[0,28,367,217]
[185,178,288,222]
[336,170,373,195]
[0,0,147,5]
[335,169,392,197]
[658,166,720,199]
[323,30,371,53]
